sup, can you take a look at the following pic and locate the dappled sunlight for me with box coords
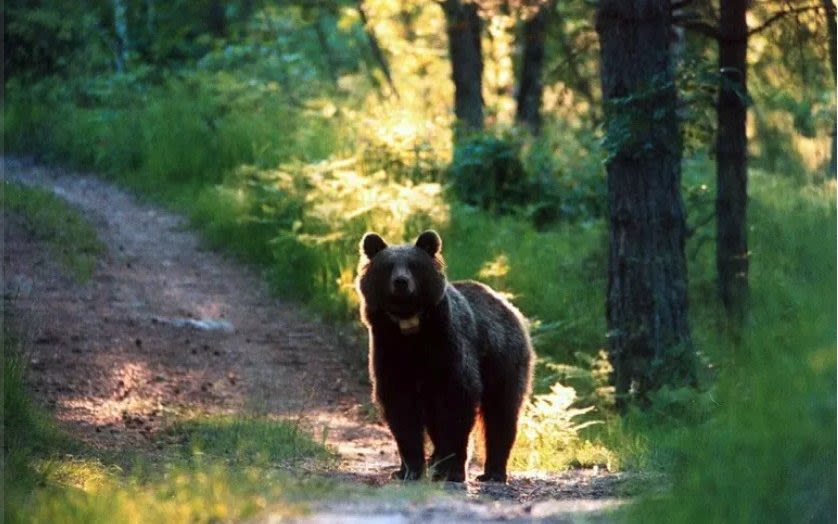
[793,132,831,173]
[26,460,303,523]
[5,0,835,520]
[56,354,240,442]
[304,408,399,479]
[31,456,118,492]
[356,101,453,179]
[511,382,614,473]
[307,165,448,231]
[476,253,520,302]
[477,253,511,281]
[221,157,450,316]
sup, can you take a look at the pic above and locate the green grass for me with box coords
[165,415,335,467]
[3,33,835,520]
[621,173,837,522]
[2,322,343,524]
[4,181,106,283]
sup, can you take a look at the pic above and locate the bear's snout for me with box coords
[390,267,415,297]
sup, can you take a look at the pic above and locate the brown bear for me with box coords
[356,230,533,483]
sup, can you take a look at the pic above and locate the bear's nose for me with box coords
[392,276,411,295]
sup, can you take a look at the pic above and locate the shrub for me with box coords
[448,131,605,229]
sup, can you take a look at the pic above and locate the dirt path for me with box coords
[4,158,628,522]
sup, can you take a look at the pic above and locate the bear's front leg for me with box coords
[379,392,426,481]
[426,387,478,483]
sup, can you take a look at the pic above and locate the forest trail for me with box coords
[4,158,627,522]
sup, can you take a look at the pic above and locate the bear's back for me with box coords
[450,281,530,360]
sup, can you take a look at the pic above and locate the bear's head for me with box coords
[356,230,446,335]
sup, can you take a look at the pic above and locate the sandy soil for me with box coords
[3,158,629,522]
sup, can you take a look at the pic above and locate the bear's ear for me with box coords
[361,232,387,259]
[415,230,442,257]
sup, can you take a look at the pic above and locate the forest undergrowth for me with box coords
[4,2,836,522]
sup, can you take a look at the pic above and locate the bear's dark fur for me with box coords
[356,230,533,483]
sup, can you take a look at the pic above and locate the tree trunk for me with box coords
[823,0,837,178]
[112,0,129,72]
[146,0,156,40]
[716,0,749,328]
[208,0,227,38]
[515,2,549,133]
[596,0,696,410]
[357,1,398,97]
[442,0,484,132]
[314,16,339,86]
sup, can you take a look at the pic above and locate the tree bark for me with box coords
[515,2,549,133]
[442,0,484,132]
[716,0,749,328]
[515,1,553,134]
[596,0,696,410]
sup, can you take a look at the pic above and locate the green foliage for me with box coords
[540,350,614,412]
[3,2,835,512]
[600,74,681,164]
[442,207,607,365]
[626,173,836,522]
[4,182,105,282]
[3,328,72,477]
[677,58,721,156]
[449,134,529,214]
[449,131,605,228]
[4,2,111,79]
[166,415,334,467]
[511,382,614,471]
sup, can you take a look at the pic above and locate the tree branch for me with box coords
[356,0,399,98]
[671,0,695,13]
[675,17,721,40]
[748,4,826,36]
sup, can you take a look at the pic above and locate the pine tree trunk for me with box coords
[515,3,548,133]
[716,0,749,327]
[442,0,484,132]
[596,0,696,410]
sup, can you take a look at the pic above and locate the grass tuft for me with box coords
[4,181,105,283]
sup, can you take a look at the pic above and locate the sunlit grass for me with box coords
[15,463,306,524]
[510,383,615,472]
[165,415,336,468]
[3,324,341,524]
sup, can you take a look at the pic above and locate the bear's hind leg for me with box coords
[478,388,524,483]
